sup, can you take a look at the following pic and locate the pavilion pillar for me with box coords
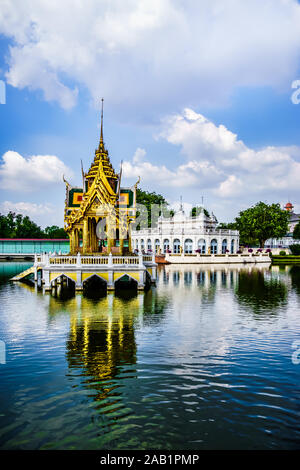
[74,229,79,253]
[106,215,115,254]
[92,219,98,252]
[128,225,132,253]
[69,230,76,254]
[83,219,89,254]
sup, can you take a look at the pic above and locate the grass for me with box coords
[271,255,300,264]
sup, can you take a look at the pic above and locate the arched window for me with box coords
[184,239,193,254]
[173,239,181,254]
[231,239,235,254]
[211,239,218,254]
[147,239,152,252]
[222,239,228,254]
[163,239,170,253]
[198,239,206,254]
[141,239,145,251]
[155,239,160,253]
[135,239,138,250]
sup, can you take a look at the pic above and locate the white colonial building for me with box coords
[131,206,240,255]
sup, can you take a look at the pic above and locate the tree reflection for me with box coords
[235,269,287,316]
[289,265,300,297]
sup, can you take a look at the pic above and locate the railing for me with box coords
[81,257,108,265]
[49,256,77,264]
[112,257,139,265]
[41,254,154,267]
[132,228,239,236]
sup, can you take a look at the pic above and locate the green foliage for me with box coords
[217,221,238,230]
[279,250,286,256]
[0,212,66,239]
[14,214,44,238]
[235,201,289,248]
[290,244,300,255]
[136,188,170,228]
[293,221,300,240]
[190,206,210,218]
[0,214,11,237]
[44,225,68,238]
[0,211,44,238]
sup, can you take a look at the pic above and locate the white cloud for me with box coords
[1,0,300,110]
[0,201,55,217]
[122,108,300,219]
[0,151,73,191]
[123,155,222,188]
[132,147,146,163]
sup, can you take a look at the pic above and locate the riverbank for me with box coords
[271,255,300,264]
[0,253,34,260]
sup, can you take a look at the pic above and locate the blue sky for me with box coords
[1,0,300,227]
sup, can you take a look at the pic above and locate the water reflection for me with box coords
[235,268,287,316]
[289,265,300,297]
[158,263,260,290]
[0,262,300,450]
[0,262,32,287]
[47,289,168,408]
[66,298,138,401]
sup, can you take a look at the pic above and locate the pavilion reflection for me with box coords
[46,288,168,408]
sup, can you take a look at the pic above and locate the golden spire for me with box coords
[99,98,104,151]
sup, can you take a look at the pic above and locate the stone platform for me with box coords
[15,252,157,291]
[165,252,271,264]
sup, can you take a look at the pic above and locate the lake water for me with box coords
[0,261,299,450]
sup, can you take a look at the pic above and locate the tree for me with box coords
[44,225,68,238]
[0,213,11,237]
[0,212,45,238]
[136,189,171,228]
[235,201,289,248]
[293,221,300,240]
[190,206,210,218]
[217,222,238,230]
[14,215,44,238]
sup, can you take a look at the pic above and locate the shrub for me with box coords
[290,244,300,255]
[279,250,286,256]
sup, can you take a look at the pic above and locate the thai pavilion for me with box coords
[11,101,157,291]
[63,99,137,255]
